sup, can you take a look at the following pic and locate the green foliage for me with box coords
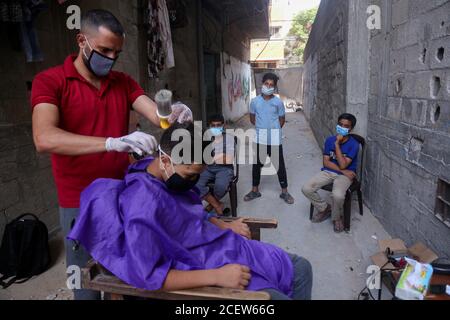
[288,7,318,62]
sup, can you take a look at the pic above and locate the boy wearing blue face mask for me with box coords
[301,114,359,233]
[196,114,235,215]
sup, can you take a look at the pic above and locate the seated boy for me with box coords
[196,114,235,215]
[301,113,360,233]
[69,122,312,300]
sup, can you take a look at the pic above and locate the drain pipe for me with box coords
[197,0,206,127]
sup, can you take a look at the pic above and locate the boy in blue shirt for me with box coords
[244,73,294,205]
[302,114,360,233]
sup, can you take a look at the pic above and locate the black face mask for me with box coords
[165,173,200,193]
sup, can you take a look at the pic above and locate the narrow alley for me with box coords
[0,0,449,305]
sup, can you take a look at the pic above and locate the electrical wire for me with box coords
[252,39,271,61]
[357,260,403,301]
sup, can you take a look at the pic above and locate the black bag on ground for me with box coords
[0,213,51,289]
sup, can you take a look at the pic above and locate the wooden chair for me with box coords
[309,134,366,231]
[81,217,277,300]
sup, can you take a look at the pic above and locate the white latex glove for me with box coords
[105,131,157,156]
[168,102,193,124]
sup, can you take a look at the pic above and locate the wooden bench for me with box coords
[81,217,278,300]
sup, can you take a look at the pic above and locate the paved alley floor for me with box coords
[2,111,393,300]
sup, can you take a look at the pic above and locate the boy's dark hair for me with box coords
[160,122,208,164]
[81,9,125,37]
[208,114,225,124]
[262,73,279,86]
[338,113,357,129]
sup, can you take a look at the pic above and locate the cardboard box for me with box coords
[370,239,438,269]
[370,239,439,299]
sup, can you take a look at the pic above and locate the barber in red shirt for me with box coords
[31,10,191,300]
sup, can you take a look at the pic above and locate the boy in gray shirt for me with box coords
[196,114,235,215]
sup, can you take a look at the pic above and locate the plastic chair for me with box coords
[309,134,366,231]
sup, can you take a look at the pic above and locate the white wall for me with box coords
[221,52,251,121]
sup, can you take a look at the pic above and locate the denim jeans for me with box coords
[196,164,234,199]
[20,19,43,62]
[59,207,101,300]
[264,254,313,300]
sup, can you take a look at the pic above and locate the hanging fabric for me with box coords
[0,0,47,62]
[158,0,174,69]
[147,0,175,78]
[20,0,48,62]
[0,0,23,22]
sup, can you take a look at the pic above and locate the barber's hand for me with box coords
[341,169,356,181]
[226,218,251,239]
[215,264,251,290]
[105,131,157,156]
[168,102,193,124]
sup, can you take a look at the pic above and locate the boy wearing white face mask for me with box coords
[245,73,294,205]
[301,113,359,233]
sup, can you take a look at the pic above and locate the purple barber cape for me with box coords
[68,157,294,296]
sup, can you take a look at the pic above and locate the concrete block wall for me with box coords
[303,0,450,257]
[365,0,450,257]
[302,0,350,145]
[0,0,143,239]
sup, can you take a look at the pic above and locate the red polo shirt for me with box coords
[31,55,145,208]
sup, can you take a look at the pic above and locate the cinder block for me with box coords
[390,19,420,50]
[429,36,450,69]
[409,0,449,18]
[392,0,410,27]
[390,48,407,75]
[385,97,403,120]
[400,71,441,99]
[401,98,429,126]
[405,44,430,72]
[427,1,450,40]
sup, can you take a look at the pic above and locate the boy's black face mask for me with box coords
[165,173,200,192]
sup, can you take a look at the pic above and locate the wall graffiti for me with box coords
[227,71,250,110]
[221,53,251,121]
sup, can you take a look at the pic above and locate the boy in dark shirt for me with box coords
[302,114,360,233]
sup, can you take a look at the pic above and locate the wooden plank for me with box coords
[219,217,278,229]
[427,274,450,301]
[83,265,270,300]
